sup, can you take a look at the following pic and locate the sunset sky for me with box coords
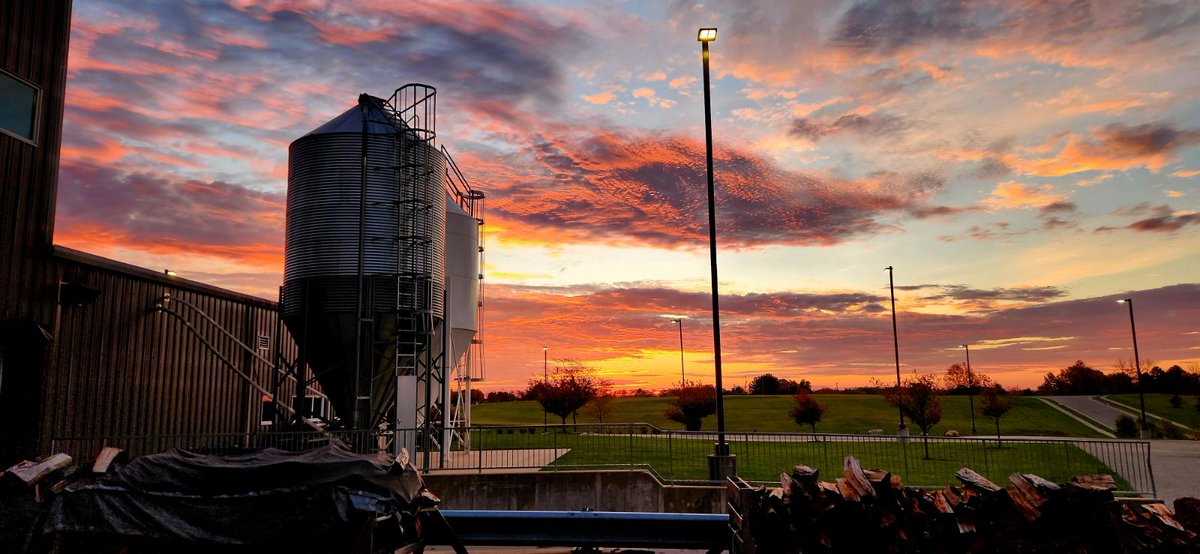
[56,0,1200,392]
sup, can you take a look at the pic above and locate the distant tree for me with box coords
[486,390,519,403]
[1170,393,1183,409]
[779,378,813,395]
[728,385,747,395]
[1038,361,1106,395]
[748,373,811,395]
[885,374,942,459]
[664,381,717,431]
[978,385,1013,447]
[789,392,826,433]
[585,394,615,423]
[469,389,486,405]
[942,363,993,393]
[527,359,610,426]
[749,373,782,395]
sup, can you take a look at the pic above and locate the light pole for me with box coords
[885,266,906,433]
[1117,299,1148,433]
[961,344,977,435]
[671,318,686,384]
[542,346,548,426]
[698,27,732,479]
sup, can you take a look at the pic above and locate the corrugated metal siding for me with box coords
[41,252,302,457]
[0,0,71,326]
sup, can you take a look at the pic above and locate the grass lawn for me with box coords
[467,428,1132,490]
[470,394,1105,438]
[1107,393,1200,430]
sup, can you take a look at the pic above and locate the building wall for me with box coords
[0,0,71,326]
[0,0,73,465]
[42,248,300,459]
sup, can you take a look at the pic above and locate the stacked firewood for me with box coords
[731,456,1199,553]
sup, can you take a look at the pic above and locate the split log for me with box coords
[1008,473,1053,521]
[932,489,955,514]
[841,456,875,499]
[835,478,861,502]
[5,454,72,485]
[92,447,126,474]
[1070,474,1116,492]
[955,468,1002,494]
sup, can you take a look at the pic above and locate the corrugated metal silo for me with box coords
[444,194,479,364]
[282,92,446,423]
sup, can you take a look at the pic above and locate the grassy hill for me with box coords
[1107,393,1200,430]
[470,394,1105,438]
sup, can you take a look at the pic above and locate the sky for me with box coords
[56,0,1200,392]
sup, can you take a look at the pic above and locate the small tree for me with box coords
[748,373,782,395]
[885,374,942,459]
[789,392,825,433]
[664,381,716,431]
[527,359,609,426]
[1170,393,1183,409]
[978,385,1013,447]
[584,394,615,423]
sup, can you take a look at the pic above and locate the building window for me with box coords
[0,70,39,145]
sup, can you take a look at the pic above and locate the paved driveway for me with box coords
[1045,395,1134,431]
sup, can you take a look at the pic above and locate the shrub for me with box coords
[1114,414,1139,438]
[1170,393,1182,409]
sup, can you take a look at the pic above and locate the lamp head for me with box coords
[698,28,717,42]
[885,266,893,272]
[1117,298,1130,303]
[164,269,177,277]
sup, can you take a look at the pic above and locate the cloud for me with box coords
[55,161,284,269]
[789,112,909,141]
[918,284,1067,304]
[642,71,667,81]
[983,182,1066,210]
[1022,123,1200,176]
[1169,169,1200,178]
[481,125,946,249]
[582,91,615,104]
[1096,203,1200,233]
[632,88,655,98]
[1039,201,1077,214]
[669,76,697,90]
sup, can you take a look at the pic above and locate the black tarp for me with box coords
[42,445,427,552]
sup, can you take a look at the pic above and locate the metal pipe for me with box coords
[1121,298,1148,429]
[673,318,685,384]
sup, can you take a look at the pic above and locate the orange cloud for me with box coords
[983,182,1066,210]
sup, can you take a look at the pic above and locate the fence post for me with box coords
[1145,441,1157,498]
[981,437,990,478]
[478,428,484,474]
[668,430,674,482]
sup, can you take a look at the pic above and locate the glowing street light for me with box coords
[697,26,732,479]
[1117,298,1148,433]
[960,343,977,435]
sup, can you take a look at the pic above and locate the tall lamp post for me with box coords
[671,318,686,384]
[885,266,906,434]
[1117,298,1148,433]
[698,27,732,479]
[542,346,548,426]
[960,344,977,435]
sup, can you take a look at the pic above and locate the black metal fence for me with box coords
[51,423,1155,496]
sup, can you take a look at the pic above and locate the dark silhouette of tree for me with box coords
[885,374,942,459]
[526,359,609,426]
[749,373,811,395]
[942,363,993,394]
[1038,361,1106,395]
[663,381,716,431]
[485,390,519,403]
[789,392,826,433]
[978,385,1013,447]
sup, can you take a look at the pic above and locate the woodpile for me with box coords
[729,456,1198,553]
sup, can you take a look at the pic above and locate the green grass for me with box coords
[1107,393,1200,430]
[468,428,1133,490]
[471,394,1105,438]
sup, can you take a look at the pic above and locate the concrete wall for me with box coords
[424,470,727,514]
